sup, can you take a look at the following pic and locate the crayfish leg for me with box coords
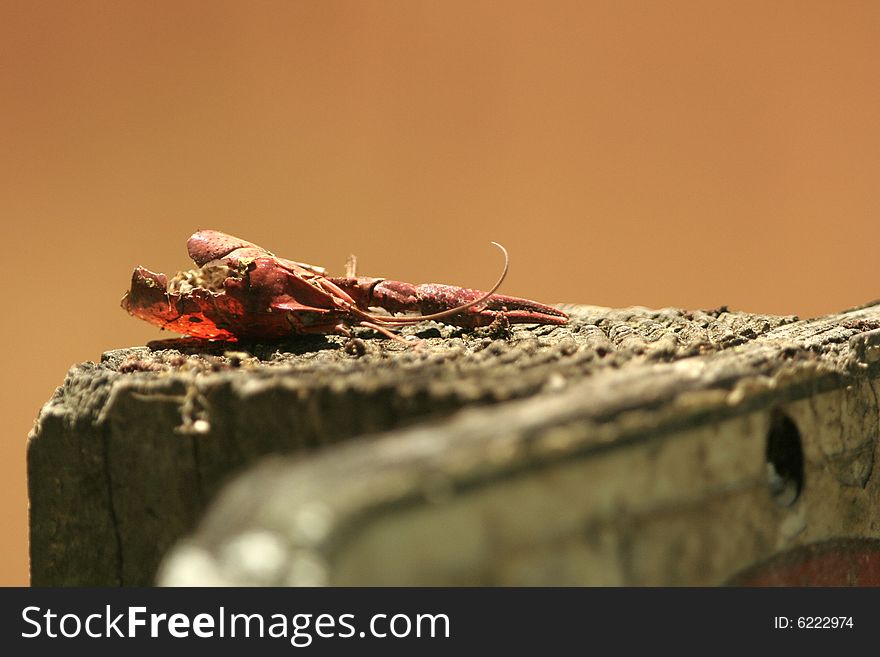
[344,254,358,278]
[359,321,425,350]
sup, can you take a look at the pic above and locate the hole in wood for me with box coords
[765,411,804,507]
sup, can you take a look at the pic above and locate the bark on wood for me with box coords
[27,303,880,585]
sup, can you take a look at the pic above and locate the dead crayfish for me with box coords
[122,230,568,342]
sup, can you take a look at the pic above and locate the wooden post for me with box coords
[28,304,880,585]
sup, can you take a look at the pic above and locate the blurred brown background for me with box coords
[2,1,879,586]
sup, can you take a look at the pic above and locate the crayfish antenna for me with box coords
[365,242,510,325]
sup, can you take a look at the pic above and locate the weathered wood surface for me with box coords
[28,302,880,585]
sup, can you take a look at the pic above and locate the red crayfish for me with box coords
[122,230,568,342]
